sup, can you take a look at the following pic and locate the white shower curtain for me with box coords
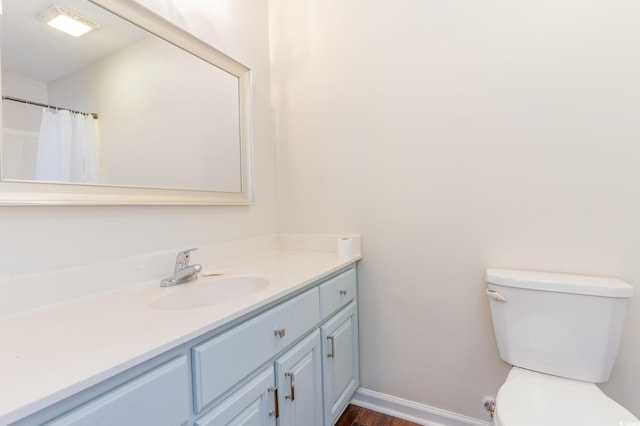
[36,109,71,182]
[36,108,102,184]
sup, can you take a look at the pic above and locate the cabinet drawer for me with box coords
[46,357,190,426]
[319,268,357,319]
[193,287,320,412]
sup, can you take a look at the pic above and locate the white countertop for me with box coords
[0,249,359,424]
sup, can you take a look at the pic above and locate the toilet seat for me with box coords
[495,368,638,426]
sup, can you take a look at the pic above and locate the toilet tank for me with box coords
[486,268,633,383]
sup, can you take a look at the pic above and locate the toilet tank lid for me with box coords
[486,268,634,298]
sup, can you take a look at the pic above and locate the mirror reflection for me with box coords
[2,0,243,193]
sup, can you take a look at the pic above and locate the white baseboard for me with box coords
[350,388,492,426]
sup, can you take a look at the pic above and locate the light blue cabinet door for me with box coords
[275,330,323,426]
[196,367,276,426]
[321,302,359,426]
[46,356,190,426]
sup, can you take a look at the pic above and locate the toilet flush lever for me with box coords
[486,289,507,302]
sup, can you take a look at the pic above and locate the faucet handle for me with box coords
[175,248,198,271]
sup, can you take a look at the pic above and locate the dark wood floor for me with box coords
[335,404,421,426]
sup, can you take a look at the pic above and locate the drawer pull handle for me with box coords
[274,328,286,338]
[268,386,279,418]
[327,336,335,358]
[339,289,348,296]
[285,372,295,401]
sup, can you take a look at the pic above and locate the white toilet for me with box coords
[486,268,639,426]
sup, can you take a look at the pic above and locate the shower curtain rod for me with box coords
[2,95,98,119]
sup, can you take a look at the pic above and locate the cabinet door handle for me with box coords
[268,386,279,418]
[340,289,348,296]
[274,328,286,338]
[327,336,335,358]
[285,372,295,401]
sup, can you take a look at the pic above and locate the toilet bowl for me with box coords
[486,268,638,425]
[494,367,637,426]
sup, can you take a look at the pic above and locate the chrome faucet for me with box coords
[160,248,202,287]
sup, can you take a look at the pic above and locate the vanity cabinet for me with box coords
[15,266,358,426]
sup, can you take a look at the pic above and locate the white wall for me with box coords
[0,0,277,279]
[1,73,46,180]
[269,0,640,419]
[2,73,47,133]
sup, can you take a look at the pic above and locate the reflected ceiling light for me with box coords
[38,5,98,37]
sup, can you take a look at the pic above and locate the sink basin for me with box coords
[152,275,270,310]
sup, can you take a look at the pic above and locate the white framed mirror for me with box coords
[0,0,254,205]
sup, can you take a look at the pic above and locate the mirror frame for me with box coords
[0,0,254,205]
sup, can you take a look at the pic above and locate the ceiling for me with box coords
[2,0,149,82]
